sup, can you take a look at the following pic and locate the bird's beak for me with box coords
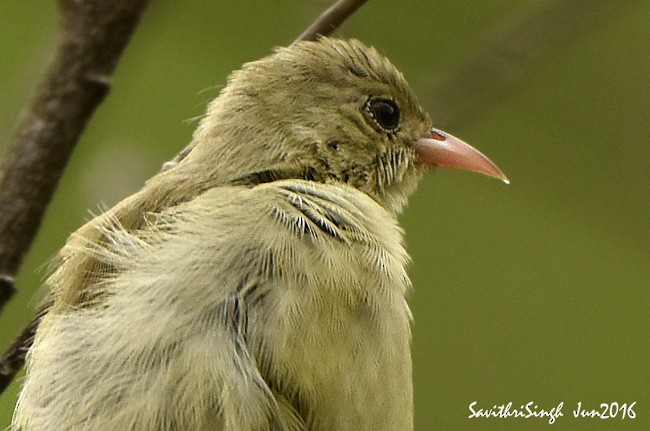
[413,129,509,184]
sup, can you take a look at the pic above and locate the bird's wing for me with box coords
[17,184,310,430]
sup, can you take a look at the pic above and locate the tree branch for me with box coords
[294,0,369,43]
[0,0,150,394]
[0,277,15,314]
[0,303,49,393]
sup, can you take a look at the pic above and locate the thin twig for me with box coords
[294,0,369,43]
[164,0,370,171]
[0,303,50,393]
[0,0,150,395]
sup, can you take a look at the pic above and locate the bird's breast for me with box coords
[245,180,414,429]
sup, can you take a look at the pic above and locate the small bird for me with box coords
[12,38,506,430]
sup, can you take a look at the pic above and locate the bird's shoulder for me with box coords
[134,179,413,302]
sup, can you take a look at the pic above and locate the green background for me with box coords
[1,1,648,429]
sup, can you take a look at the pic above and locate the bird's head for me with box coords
[186,38,507,213]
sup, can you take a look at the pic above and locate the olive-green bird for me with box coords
[13,38,506,430]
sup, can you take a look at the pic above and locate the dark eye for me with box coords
[367,98,400,132]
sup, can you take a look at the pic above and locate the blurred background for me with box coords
[1,1,648,429]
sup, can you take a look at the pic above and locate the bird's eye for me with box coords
[366,98,400,132]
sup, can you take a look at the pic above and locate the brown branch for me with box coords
[294,0,369,43]
[0,303,50,393]
[0,0,151,311]
[0,0,150,394]
[0,276,15,313]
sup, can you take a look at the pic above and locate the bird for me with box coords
[12,38,507,430]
